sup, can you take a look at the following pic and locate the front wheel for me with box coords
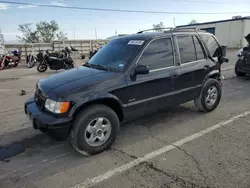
[235,60,246,77]
[70,105,120,156]
[27,61,36,68]
[194,78,222,113]
[65,63,74,70]
[37,64,48,72]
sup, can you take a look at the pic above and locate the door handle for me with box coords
[204,65,209,70]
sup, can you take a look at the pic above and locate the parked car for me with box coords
[235,33,250,77]
[25,28,228,156]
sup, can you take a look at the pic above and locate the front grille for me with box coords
[35,92,45,109]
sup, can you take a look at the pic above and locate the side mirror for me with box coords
[135,65,149,75]
[243,47,249,51]
[220,57,229,63]
[221,46,227,57]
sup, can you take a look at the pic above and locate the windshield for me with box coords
[88,39,144,72]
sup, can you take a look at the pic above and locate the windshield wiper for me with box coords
[83,62,110,72]
[95,64,110,72]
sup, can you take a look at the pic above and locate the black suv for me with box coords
[25,28,228,156]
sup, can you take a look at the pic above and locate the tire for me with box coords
[70,105,120,156]
[37,64,48,72]
[194,78,222,113]
[65,63,74,70]
[13,62,18,67]
[235,60,246,77]
[27,61,35,68]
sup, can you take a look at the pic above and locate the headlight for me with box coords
[45,99,70,114]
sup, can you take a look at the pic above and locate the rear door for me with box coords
[173,34,208,102]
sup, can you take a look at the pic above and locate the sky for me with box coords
[0,0,250,42]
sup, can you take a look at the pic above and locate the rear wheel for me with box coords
[194,78,222,112]
[37,64,48,72]
[70,105,120,156]
[65,63,74,70]
[235,60,246,77]
[13,62,18,67]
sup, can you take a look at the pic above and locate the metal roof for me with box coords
[177,16,250,28]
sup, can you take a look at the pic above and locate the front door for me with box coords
[124,37,177,119]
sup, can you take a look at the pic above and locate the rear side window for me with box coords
[193,36,205,60]
[177,36,196,64]
[200,34,220,57]
[138,38,174,70]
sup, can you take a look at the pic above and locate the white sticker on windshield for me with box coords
[128,40,144,45]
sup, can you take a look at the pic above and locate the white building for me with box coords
[177,16,250,48]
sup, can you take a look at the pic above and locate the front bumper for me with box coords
[24,97,72,130]
[237,60,250,73]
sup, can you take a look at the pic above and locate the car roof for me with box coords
[111,32,171,43]
[111,30,209,43]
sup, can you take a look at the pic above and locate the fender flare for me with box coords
[203,70,220,85]
[68,92,124,119]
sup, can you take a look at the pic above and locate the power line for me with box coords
[173,0,249,4]
[0,0,250,14]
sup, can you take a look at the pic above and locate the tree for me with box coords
[56,31,68,41]
[17,23,39,43]
[189,19,198,25]
[153,22,165,31]
[17,20,67,43]
[36,20,59,43]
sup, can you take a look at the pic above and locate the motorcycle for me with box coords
[88,49,98,60]
[0,54,9,70]
[235,33,250,77]
[0,51,20,70]
[27,45,38,68]
[11,49,21,67]
[37,47,75,73]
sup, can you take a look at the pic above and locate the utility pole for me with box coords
[73,27,75,40]
[173,17,176,28]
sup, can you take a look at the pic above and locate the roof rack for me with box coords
[137,27,174,34]
[174,27,200,31]
[137,27,200,34]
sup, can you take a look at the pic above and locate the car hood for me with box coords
[245,33,250,44]
[38,66,118,97]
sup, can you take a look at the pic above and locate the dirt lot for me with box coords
[1,49,250,188]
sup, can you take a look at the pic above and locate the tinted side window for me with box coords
[193,36,205,60]
[200,34,220,57]
[138,38,174,70]
[177,36,196,64]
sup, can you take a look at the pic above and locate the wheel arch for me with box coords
[203,70,220,84]
[71,97,124,123]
